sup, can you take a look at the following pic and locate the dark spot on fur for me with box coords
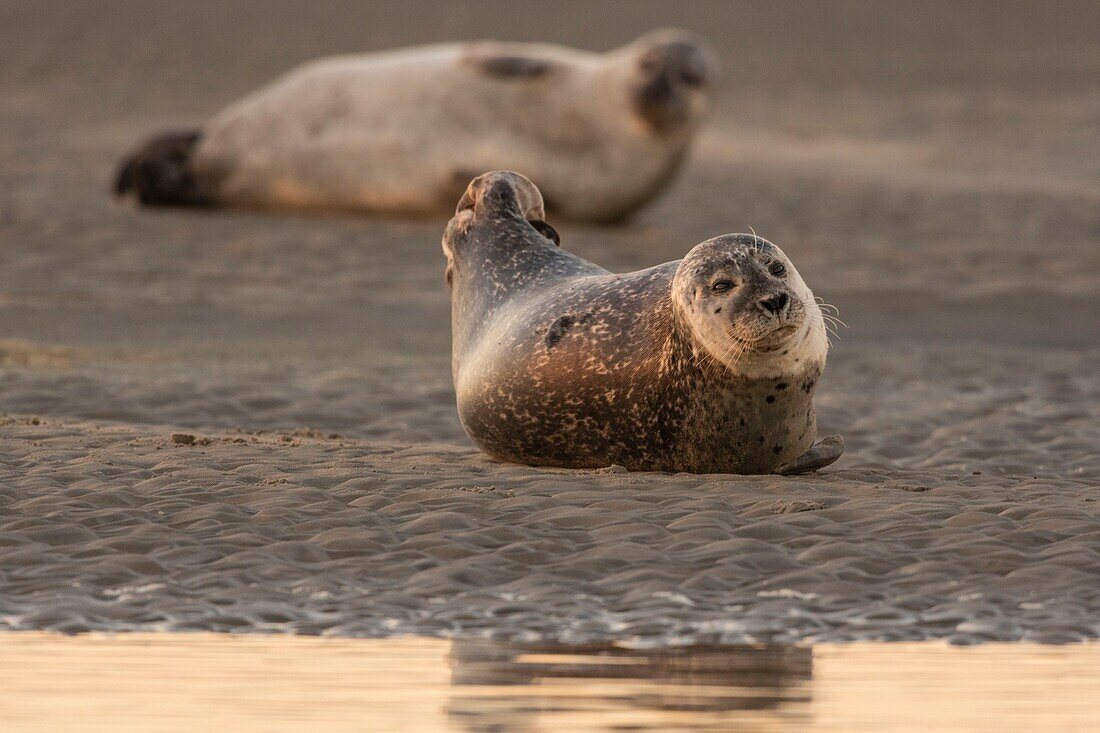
[765,395,776,404]
[758,436,765,444]
[713,307,722,314]
[739,418,746,427]
[802,379,816,393]
[470,54,554,79]
[545,313,593,349]
[773,445,783,454]
[546,316,575,348]
[775,382,788,391]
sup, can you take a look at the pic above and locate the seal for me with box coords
[114,30,714,223]
[444,171,843,474]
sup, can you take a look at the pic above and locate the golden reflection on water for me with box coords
[0,633,1096,732]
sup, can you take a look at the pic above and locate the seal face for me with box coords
[629,32,713,133]
[115,30,715,223]
[445,171,842,474]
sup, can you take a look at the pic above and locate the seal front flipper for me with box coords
[774,435,844,475]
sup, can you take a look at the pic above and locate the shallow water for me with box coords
[0,633,1096,732]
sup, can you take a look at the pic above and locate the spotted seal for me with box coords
[444,171,843,474]
[114,30,714,223]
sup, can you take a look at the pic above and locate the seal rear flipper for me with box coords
[113,129,213,207]
[774,435,844,475]
[455,171,546,222]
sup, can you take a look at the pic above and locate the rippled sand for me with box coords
[0,412,1097,642]
[0,634,1097,732]
[0,1,1098,644]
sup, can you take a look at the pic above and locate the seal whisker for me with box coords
[714,331,748,370]
[800,294,836,346]
[814,298,847,328]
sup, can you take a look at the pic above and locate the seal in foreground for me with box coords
[114,30,713,223]
[444,171,843,474]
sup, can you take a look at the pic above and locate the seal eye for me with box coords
[769,262,787,277]
[712,280,734,293]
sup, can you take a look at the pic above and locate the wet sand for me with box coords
[0,633,1097,732]
[0,1,1098,643]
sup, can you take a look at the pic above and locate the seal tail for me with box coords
[113,129,213,207]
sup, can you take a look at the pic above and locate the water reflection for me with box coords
[0,633,1096,731]
[448,642,812,731]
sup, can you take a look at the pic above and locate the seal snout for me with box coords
[752,289,805,342]
[758,292,790,316]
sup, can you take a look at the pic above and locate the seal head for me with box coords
[622,29,715,134]
[672,234,828,379]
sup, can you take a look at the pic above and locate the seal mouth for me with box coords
[730,320,804,353]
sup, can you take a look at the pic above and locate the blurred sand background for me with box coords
[0,1,1097,642]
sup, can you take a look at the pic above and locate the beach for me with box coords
[0,0,1098,644]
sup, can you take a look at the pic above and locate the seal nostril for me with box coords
[760,293,788,315]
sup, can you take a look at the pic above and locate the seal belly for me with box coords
[458,359,818,473]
